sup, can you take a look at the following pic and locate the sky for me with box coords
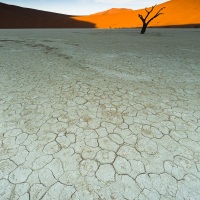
[1,0,169,15]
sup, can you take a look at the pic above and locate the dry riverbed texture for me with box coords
[0,29,200,200]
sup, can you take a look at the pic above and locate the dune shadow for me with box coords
[149,24,200,28]
[0,3,95,28]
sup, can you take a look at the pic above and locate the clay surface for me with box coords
[0,28,200,199]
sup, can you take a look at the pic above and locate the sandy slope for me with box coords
[74,0,200,28]
[0,2,95,28]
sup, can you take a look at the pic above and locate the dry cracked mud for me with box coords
[0,28,200,200]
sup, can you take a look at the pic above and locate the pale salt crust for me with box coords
[0,28,200,200]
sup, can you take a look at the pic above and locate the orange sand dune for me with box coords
[74,0,200,28]
[0,0,199,28]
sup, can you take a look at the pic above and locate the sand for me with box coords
[75,0,200,28]
[0,28,200,199]
[1,0,200,28]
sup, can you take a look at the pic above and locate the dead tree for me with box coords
[138,5,165,34]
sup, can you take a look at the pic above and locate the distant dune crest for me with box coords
[0,0,199,28]
[75,0,200,28]
[91,8,133,16]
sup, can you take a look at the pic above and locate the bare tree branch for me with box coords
[138,14,145,23]
[144,5,155,20]
[147,7,165,25]
[138,4,165,34]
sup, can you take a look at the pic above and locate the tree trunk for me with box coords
[141,23,147,34]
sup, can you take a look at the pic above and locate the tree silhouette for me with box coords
[138,5,165,34]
